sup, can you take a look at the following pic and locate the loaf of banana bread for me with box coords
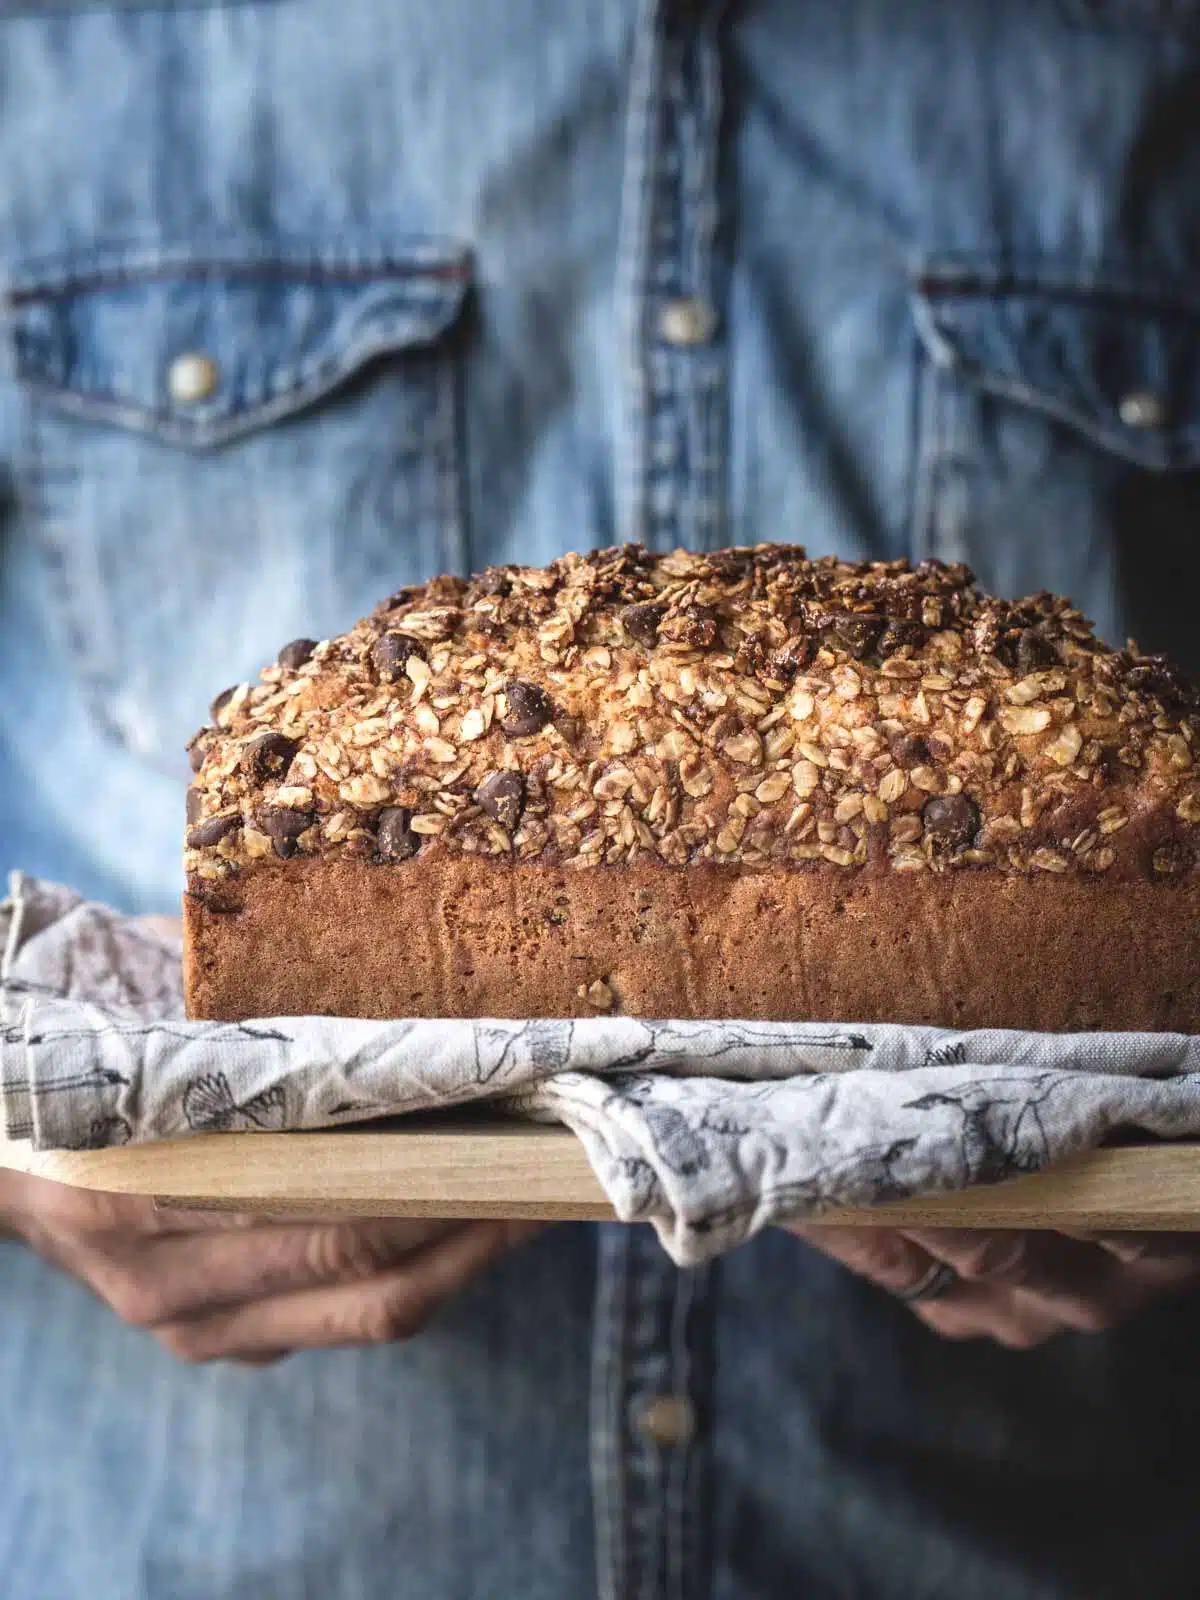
[182,544,1200,1031]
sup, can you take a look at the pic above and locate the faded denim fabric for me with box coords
[4,2,1200,1596]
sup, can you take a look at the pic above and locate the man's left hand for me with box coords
[790,1224,1200,1348]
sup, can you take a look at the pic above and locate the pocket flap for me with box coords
[912,265,1200,472]
[8,239,471,449]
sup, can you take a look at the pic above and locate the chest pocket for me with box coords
[8,240,470,775]
[911,264,1200,676]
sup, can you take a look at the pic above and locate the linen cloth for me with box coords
[5,873,1199,1266]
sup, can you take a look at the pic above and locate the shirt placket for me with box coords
[597,5,727,1594]
[616,0,730,555]
[591,1223,716,1600]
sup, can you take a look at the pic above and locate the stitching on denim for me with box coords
[632,0,730,560]
[909,339,941,564]
[6,239,471,300]
[928,358,1198,472]
[958,364,1196,466]
[687,2,728,555]
[0,1,276,13]
[591,1224,632,1600]
[615,0,664,550]
[912,258,1200,318]
[917,292,957,564]
[665,1265,692,1600]
[435,338,469,579]
[647,46,684,554]
[7,260,468,309]
[5,263,98,713]
[665,1262,713,1600]
[17,313,460,450]
[24,391,152,763]
[21,386,138,762]
[910,292,1200,471]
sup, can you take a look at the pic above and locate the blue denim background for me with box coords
[4,1,1200,1594]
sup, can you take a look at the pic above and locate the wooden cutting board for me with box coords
[3,1116,1200,1228]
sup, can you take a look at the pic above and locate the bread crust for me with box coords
[181,544,1200,1028]
[183,855,1200,1032]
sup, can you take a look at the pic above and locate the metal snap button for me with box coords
[168,352,220,405]
[658,297,716,347]
[636,1393,695,1447]
[1118,390,1166,430]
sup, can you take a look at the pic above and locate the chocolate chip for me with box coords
[277,638,318,671]
[889,732,931,767]
[186,785,204,824]
[922,793,981,853]
[621,602,666,647]
[661,603,719,650]
[706,548,755,578]
[475,567,512,597]
[260,807,316,859]
[877,619,926,657]
[502,680,553,737]
[210,686,238,724]
[1013,628,1058,674]
[372,631,424,683]
[186,730,213,772]
[376,806,420,862]
[476,771,525,832]
[822,615,883,659]
[733,635,769,677]
[1126,656,1189,705]
[186,811,242,850]
[770,638,813,680]
[240,731,299,784]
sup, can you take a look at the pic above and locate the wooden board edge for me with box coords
[4,1129,1200,1230]
[0,1126,616,1221]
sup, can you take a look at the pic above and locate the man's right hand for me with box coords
[1,1168,534,1364]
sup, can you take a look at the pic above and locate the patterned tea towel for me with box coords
[4,873,1200,1266]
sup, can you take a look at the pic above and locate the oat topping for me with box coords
[184,543,1200,891]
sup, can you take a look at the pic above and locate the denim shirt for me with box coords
[5,3,1200,1596]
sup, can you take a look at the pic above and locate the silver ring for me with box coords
[895,1259,959,1303]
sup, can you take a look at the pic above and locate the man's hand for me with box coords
[790,1224,1200,1348]
[1,1169,534,1363]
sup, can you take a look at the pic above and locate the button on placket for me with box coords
[1118,389,1166,430]
[604,26,727,1584]
[607,10,731,1574]
[659,296,716,347]
[618,0,729,557]
[591,1224,715,1600]
[605,24,727,1587]
[167,351,219,405]
[637,1393,696,1448]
